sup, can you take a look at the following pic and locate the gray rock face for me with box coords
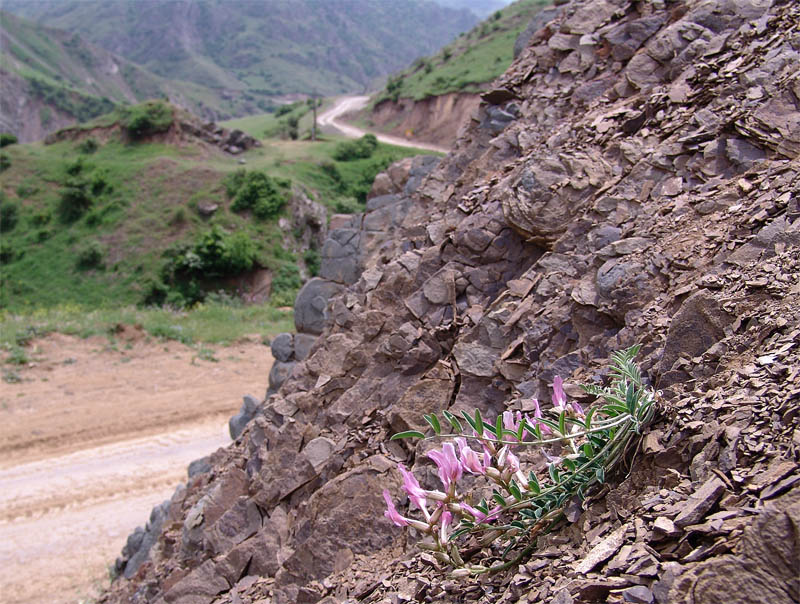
[319,228,362,285]
[293,333,317,361]
[115,499,170,579]
[228,394,261,440]
[271,332,294,363]
[267,360,296,396]
[293,278,344,335]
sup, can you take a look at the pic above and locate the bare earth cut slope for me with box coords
[102,0,799,603]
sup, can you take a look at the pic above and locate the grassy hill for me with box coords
[373,0,548,103]
[0,102,436,323]
[5,0,478,104]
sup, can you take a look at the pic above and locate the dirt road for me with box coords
[317,95,450,154]
[0,330,272,604]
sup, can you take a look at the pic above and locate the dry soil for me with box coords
[0,329,272,604]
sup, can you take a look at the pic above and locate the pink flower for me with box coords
[397,464,427,513]
[461,502,502,523]
[383,490,409,526]
[525,399,551,436]
[552,376,567,412]
[497,445,520,473]
[571,400,585,418]
[455,437,485,475]
[439,509,452,543]
[428,442,463,491]
[503,410,522,439]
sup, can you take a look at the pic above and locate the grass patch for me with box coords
[0,302,295,348]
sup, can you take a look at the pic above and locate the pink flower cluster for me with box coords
[383,376,583,541]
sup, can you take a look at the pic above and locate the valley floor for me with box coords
[0,332,273,604]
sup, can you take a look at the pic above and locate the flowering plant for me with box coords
[383,345,657,575]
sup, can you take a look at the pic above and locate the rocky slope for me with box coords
[101,0,799,603]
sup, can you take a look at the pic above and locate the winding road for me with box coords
[317,95,450,154]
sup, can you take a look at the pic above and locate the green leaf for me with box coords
[474,409,484,436]
[584,406,597,430]
[528,471,540,494]
[583,442,594,457]
[626,381,637,415]
[558,410,567,436]
[492,491,507,507]
[509,480,522,501]
[548,464,560,484]
[443,410,463,433]
[390,430,425,440]
[538,417,559,432]
[496,414,505,441]
[563,458,576,472]
[510,520,526,531]
[595,466,605,483]
[462,410,478,432]
[424,413,441,434]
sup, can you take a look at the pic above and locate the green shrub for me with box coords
[222,168,247,198]
[0,133,18,148]
[30,210,51,226]
[76,243,104,270]
[332,134,378,161]
[333,196,363,214]
[0,153,10,172]
[0,201,19,233]
[230,171,288,220]
[76,138,99,154]
[0,241,16,263]
[120,101,173,139]
[174,226,257,278]
[58,176,93,222]
[304,248,321,277]
[16,182,39,198]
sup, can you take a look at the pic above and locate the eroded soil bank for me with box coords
[0,331,272,604]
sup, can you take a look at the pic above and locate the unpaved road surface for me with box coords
[318,95,450,154]
[0,330,272,604]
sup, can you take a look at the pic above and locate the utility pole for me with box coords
[311,94,318,142]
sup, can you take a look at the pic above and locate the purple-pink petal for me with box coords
[552,376,567,410]
[427,442,462,489]
[456,437,485,475]
[383,490,408,526]
[397,464,427,511]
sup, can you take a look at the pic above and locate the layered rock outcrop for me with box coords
[103,1,799,603]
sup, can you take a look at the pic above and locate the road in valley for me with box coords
[317,95,450,154]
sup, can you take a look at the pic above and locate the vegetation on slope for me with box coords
[374,0,548,103]
[0,102,436,319]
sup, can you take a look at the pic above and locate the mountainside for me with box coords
[0,11,236,142]
[435,0,516,17]
[4,0,478,102]
[98,0,800,603]
[359,0,550,146]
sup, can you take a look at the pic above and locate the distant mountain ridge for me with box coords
[4,0,478,101]
[0,10,233,141]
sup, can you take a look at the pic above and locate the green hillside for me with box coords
[5,0,478,101]
[374,0,548,103]
[0,102,436,318]
[0,10,254,141]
